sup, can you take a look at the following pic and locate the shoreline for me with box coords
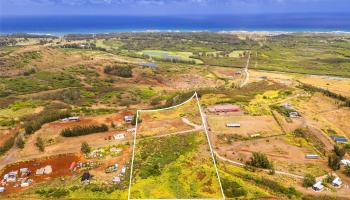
[1,30,350,37]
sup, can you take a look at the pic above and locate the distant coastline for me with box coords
[1,14,350,36]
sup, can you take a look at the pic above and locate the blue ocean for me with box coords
[1,14,350,35]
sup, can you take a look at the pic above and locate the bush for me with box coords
[104,64,133,78]
[221,178,247,198]
[81,142,91,154]
[345,165,350,177]
[16,137,25,149]
[35,137,45,152]
[303,174,316,187]
[0,134,17,155]
[61,124,108,137]
[246,152,273,169]
[328,154,340,171]
[35,188,69,198]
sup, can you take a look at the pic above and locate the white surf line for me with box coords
[194,92,225,200]
[128,92,225,200]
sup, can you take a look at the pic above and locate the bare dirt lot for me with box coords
[217,136,328,176]
[207,114,283,138]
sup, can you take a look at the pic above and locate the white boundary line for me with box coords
[127,92,225,200]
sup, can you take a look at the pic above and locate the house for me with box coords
[340,159,350,166]
[124,115,134,123]
[332,177,342,187]
[226,123,241,128]
[305,154,319,159]
[114,133,125,140]
[112,176,121,183]
[81,172,91,183]
[208,104,240,113]
[312,181,324,191]
[331,136,348,143]
[0,187,4,193]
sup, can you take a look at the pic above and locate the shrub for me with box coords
[16,137,25,149]
[303,174,316,187]
[345,165,350,177]
[333,145,345,159]
[81,142,91,154]
[35,188,69,198]
[35,137,45,152]
[61,124,108,137]
[104,64,133,78]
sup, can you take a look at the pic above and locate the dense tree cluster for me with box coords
[24,111,72,135]
[246,152,273,169]
[61,124,108,137]
[300,83,350,107]
[303,174,316,187]
[104,64,133,78]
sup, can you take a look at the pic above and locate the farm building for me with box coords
[114,133,125,140]
[305,154,319,159]
[312,181,324,191]
[226,123,241,128]
[332,177,342,187]
[208,104,240,113]
[331,136,348,143]
[124,115,134,123]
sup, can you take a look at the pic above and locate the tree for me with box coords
[246,152,272,169]
[303,174,316,187]
[35,137,45,152]
[81,142,91,154]
[345,165,350,177]
[131,114,142,126]
[16,137,25,149]
[328,154,341,171]
[333,145,346,159]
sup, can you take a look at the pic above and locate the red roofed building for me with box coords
[208,104,240,113]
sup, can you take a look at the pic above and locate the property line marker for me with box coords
[128,92,225,200]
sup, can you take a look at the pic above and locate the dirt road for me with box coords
[239,52,251,88]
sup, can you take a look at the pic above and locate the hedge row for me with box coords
[61,124,108,137]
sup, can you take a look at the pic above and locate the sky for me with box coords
[1,0,350,16]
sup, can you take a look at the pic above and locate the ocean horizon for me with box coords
[1,13,350,35]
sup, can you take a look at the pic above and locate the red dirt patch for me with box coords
[0,153,83,195]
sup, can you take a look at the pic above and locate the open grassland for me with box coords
[141,50,203,64]
[299,75,350,97]
[131,131,222,199]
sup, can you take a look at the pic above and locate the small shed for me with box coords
[332,177,342,187]
[312,181,324,191]
[305,154,319,159]
[44,165,52,174]
[226,123,241,128]
[114,133,125,140]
